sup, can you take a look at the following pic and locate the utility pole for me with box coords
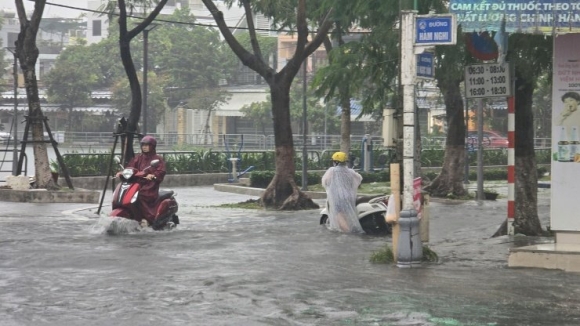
[142,24,159,135]
[301,57,308,191]
[6,48,18,175]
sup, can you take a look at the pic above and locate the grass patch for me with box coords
[370,244,438,264]
[217,199,263,209]
[369,244,394,263]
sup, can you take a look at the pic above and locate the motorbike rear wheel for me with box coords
[359,212,391,236]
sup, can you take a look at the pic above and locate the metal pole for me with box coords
[401,11,417,210]
[301,58,308,191]
[324,103,327,150]
[10,49,18,175]
[464,100,470,184]
[477,98,484,202]
[142,28,149,135]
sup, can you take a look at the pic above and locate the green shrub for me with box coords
[249,171,276,188]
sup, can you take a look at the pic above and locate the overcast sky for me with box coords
[0,0,90,19]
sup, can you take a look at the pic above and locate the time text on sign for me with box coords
[464,63,512,98]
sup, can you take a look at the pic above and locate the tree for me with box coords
[240,100,271,135]
[105,0,168,166]
[201,0,333,209]
[493,33,551,236]
[223,32,277,86]
[111,70,167,130]
[14,0,57,189]
[532,73,552,139]
[44,45,98,132]
[288,82,339,135]
[423,27,473,197]
[240,83,340,136]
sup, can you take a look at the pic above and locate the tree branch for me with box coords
[241,0,263,62]
[281,6,333,80]
[201,0,273,80]
[118,0,129,37]
[15,0,46,37]
[128,0,169,40]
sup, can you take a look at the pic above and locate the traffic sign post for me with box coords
[415,15,456,46]
[417,52,434,79]
[397,12,456,267]
[464,63,513,99]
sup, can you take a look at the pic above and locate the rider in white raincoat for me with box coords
[321,152,364,233]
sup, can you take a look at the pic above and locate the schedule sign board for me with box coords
[415,15,456,46]
[464,63,512,98]
[417,52,435,79]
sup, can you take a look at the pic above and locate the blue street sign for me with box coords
[415,15,455,45]
[417,52,434,79]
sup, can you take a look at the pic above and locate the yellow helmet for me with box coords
[331,151,347,163]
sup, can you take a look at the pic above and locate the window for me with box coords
[93,20,102,37]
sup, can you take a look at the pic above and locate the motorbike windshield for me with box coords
[322,165,364,234]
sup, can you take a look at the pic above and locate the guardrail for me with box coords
[6,132,385,151]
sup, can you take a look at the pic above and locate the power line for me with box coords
[45,1,373,35]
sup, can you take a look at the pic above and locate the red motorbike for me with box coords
[110,158,179,230]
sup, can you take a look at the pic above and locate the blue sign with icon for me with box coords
[417,52,434,78]
[415,16,455,45]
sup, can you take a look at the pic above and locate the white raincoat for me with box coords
[321,165,364,233]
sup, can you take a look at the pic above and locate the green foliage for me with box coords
[240,83,340,135]
[370,245,438,264]
[56,151,112,177]
[369,244,394,263]
[536,149,551,164]
[217,199,263,209]
[249,171,275,188]
[422,246,439,263]
[424,167,547,182]
[359,171,389,183]
[240,101,272,135]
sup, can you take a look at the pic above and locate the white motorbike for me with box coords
[319,195,392,235]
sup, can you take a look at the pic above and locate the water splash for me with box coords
[90,215,142,235]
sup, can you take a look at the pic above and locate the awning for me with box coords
[214,86,269,117]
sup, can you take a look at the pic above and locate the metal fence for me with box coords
[4,131,552,151]
[5,132,384,151]
[421,136,552,150]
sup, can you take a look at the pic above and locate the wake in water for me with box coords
[90,215,146,235]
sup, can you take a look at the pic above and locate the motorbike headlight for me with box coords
[122,168,134,179]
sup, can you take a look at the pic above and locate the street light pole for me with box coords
[301,57,308,191]
[142,24,158,135]
[6,48,18,175]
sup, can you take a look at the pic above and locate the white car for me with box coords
[0,132,13,143]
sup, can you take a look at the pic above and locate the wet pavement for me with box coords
[1,186,579,325]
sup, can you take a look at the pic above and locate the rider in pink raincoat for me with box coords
[125,135,166,224]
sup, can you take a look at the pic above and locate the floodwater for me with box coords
[1,187,580,325]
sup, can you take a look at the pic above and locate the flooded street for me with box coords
[1,187,580,325]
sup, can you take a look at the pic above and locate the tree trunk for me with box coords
[424,79,467,197]
[339,96,351,154]
[15,0,57,190]
[261,82,318,210]
[114,0,168,166]
[512,75,543,235]
[201,0,331,210]
[118,37,140,166]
